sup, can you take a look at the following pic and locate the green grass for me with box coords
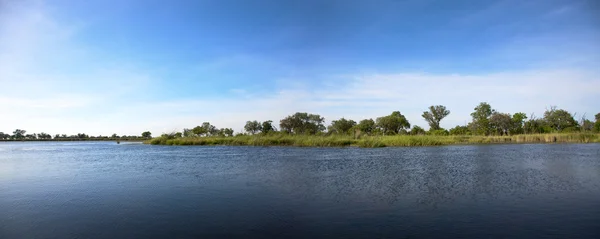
[146,133,600,147]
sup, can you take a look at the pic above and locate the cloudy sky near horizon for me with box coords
[1,0,599,136]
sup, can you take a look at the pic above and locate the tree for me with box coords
[543,107,578,132]
[469,102,495,135]
[449,125,470,135]
[490,112,512,135]
[376,111,410,135]
[244,120,262,135]
[510,112,527,135]
[38,132,51,140]
[410,126,426,135]
[142,131,152,139]
[328,118,357,134]
[357,119,375,134]
[201,122,219,136]
[261,120,275,134]
[220,128,234,137]
[279,112,325,134]
[13,129,26,140]
[192,125,207,136]
[0,132,9,140]
[421,105,450,130]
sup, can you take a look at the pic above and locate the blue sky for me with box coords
[1,0,599,135]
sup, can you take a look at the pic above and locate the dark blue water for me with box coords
[1,142,599,238]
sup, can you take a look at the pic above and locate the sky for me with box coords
[1,0,599,136]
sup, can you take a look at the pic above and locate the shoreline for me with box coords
[144,133,600,148]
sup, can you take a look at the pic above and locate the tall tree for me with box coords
[357,119,375,134]
[469,102,495,135]
[510,112,527,134]
[244,120,262,135]
[13,129,26,140]
[543,107,578,132]
[376,111,411,135]
[328,118,357,134]
[279,112,325,134]
[261,120,275,134]
[421,105,450,130]
[490,112,512,135]
[142,131,152,139]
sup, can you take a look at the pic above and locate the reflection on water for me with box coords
[1,142,599,238]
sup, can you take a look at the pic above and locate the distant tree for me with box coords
[142,131,152,139]
[490,112,513,135]
[469,102,495,135]
[581,119,594,131]
[449,125,470,135]
[356,119,375,135]
[422,105,450,130]
[510,112,527,135]
[111,133,118,139]
[376,111,410,135]
[220,128,234,137]
[244,120,262,135]
[174,132,183,138]
[201,122,218,136]
[13,129,26,140]
[192,125,207,136]
[328,118,357,134]
[183,128,193,137]
[38,132,51,140]
[261,120,275,134]
[0,132,9,140]
[410,125,426,135]
[77,133,89,139]
[543,107,578,132]
[279,112,325,134]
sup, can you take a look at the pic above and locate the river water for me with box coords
[1,142,599,238]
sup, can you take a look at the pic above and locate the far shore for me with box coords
[144,133,600,148]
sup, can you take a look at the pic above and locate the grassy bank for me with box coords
[145,133,600,147]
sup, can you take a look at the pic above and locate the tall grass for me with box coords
[146,133,600,148]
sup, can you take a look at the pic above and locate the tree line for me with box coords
[0,130,153,141]
[162,102,600,139]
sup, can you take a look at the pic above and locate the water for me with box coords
[1,142,599,238]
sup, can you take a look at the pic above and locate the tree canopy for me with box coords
[422,105,450,130]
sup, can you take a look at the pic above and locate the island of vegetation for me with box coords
[146,102,600,147]
[2,102,598,147]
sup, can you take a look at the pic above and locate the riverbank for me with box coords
[146,133,600,147]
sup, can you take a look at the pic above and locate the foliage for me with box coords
[427,129,449,136]
[142,131,152,139]
[244,120,262,135]
[543,107,578,132]
[469,102,494,135]
[328,118,357,134]
[13,129,26,140]
[279,112,325,135]
[490,112,512,135]
[421,105,450,130]
[375,111,410,135]
[357,119,375,134]
[449,125,470,135]
[261,120,275,134]
[410,125,426,135]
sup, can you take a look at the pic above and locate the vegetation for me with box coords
[4,103,599,147]
[144,102,600,147]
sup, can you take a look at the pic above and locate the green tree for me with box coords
[543,107,578,132]
[594,113,600,132]
[328,118,357,134]
[490,112,512,135]
[469,102,495,135]
[142,131,152,139]
[261,120,275,134]
[421,105,450,130]
[0,132,10,140]
[510,112,527,134]
[13,129,26,140]
[244,120,262,135]
[357,119,375,134]
[279,112,325,134]
[376,111,411,135]
[410,125,426,135]
[449,125,470,135]
[220,128,234,137]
